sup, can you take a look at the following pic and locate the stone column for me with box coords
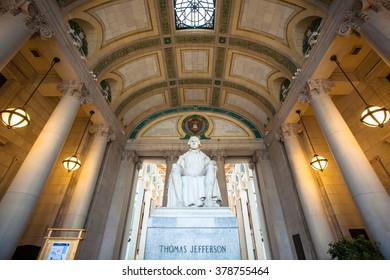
[61,124,115,230]
[304,79,390,259]
[211,150,228,206]
[0,1,53,70]
[122,161,143,259]
[337,1,390,66]
[281,123,335,260]
[0,81,90,259]
[252,150,294,260]
[162,150,179,207]
[99,149,138,260]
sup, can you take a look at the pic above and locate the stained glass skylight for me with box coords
[174,0,215,30]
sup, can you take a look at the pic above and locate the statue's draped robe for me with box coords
[167,149,222,207]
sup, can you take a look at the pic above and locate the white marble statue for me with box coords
[167,136,222,207]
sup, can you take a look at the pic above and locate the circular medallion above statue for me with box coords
[181,114,210,139]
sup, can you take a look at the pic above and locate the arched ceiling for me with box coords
[23,0,333,139]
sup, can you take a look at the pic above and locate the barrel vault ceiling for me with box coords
[18,0,339,139]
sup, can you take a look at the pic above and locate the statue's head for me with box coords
[188,136,201,149]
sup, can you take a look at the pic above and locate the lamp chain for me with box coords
[22,57,61,108]
[330,55,368,107]
[296,110,317,155]
[74,111,95,156]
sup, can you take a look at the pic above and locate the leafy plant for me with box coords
[327,234,384,260]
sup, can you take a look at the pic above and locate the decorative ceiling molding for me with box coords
[219,0,231,33]
[158,0,170,34]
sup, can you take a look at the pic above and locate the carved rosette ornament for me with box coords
[57,81,93,104]
[337,0,390,36]
[0,0,53,39]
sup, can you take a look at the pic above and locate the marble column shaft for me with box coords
[162,150,179,207]
[252,150,294,260]
[281,123,335,260]
[61,124,114,230]
[0,81,88,259]
[99,149,138,260]
[305,79,390,259]
[212,150,228,206]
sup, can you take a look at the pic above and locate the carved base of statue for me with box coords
[144,208,241,260]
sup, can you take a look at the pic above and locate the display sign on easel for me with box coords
[38,228,85,260]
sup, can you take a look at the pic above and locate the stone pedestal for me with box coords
[144,208,241,260]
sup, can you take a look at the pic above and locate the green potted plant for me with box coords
[327,234,384,260]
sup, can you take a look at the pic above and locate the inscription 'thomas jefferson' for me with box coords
[159,245,227,254]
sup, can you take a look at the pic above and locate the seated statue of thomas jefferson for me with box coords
[167,136,222,207]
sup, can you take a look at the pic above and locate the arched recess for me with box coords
[129,106,263,139]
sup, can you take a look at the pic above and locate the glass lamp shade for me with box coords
[0,107,31,129]
[310,154,328,172]
[360,105,390,128]
[62,155,81,172]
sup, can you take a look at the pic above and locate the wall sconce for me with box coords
[330,55,389,128]
[62,111,94,172]
[296,110,328,172]
[0,57,60,129]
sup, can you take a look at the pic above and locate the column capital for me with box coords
[121,149,138,163]
[281,123,302,139]
[301,79,333,102]
[337,0,390,36]
[210,149,227,161]
[252,149,269,163]
[90,124,116,142]
[57,81,93,104]
[163,150,180,162]
[0,1,54,39]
